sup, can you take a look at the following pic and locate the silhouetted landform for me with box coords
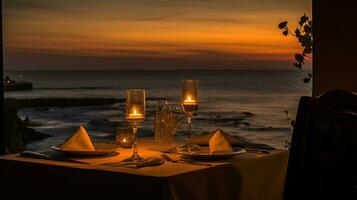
[4,98,121,153]
[3,76,33,91]
[4,106,51,153]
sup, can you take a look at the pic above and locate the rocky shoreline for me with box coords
[5,97,278,152]
[4,97,124,153]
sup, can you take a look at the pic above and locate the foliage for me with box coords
[279,14,313,83]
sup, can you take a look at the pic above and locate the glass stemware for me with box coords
[161,103,185,153]
[123,89,146,162]
[180,80,199,152]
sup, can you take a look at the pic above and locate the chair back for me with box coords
[284,90,357,200]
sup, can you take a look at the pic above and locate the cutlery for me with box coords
[161,154,212,166]
[103,160,146,167]
[104,157,164,168]
[20,151,89,165]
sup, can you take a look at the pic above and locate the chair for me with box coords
[284,90,357,200]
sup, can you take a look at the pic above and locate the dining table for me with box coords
[0,138,288,200]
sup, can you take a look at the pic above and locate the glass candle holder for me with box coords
[116,127,134,148]
[180,80,199,152]
[181,80,199,112]
[123,89,146,162]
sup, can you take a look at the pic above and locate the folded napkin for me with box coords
[59,126,95,151]
[191,129,242,146]
[209,129,234,154]
[191,129,276,151]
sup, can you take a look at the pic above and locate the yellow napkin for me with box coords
[191,129,242,146]
[209,129,234,154]
[59,126,95,151]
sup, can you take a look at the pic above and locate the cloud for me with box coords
[3,0,311,70]
[4,49,294,70]
[4,0,61,11]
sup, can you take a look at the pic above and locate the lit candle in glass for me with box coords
[180,80,199,152]
[128,108,144,119]
[183,96,197,105]
[123,89,146,162]
[116,127,134,148]
[181,80,198,112]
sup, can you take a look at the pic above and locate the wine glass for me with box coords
[180,80,199,152]
[123,89,146,162]
[161,103,185,153]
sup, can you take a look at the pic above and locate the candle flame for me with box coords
[123,138,127,142]
[128,107,143,118]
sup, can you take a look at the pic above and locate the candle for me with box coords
[128,108,144,119]
[116,128,134,148]
[183,96,197,105]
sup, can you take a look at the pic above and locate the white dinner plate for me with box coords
[178,147,246,160]
[51,143,120,156]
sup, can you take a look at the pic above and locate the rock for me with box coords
[22,127,51,144]
[4,106,51,153]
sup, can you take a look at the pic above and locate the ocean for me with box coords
[4,70,311,150]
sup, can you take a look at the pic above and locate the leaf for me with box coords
[303,47,312,55]
[283,30,288,36]
[308,20,312,26]
[295,28,301,36]
[294,62,302,69]
[308,72,313,78]
[299,35,312,48]
[295,54,304,63]
[304,25,312,34]
[279,21,288,29]
[299,14,309,26]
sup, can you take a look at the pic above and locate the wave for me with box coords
[242,126,291,132]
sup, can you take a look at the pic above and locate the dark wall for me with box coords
[313,0,357,96]
[1,0,5,155]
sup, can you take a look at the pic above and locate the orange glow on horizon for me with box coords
[3,0,312,69]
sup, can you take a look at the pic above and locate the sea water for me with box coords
[4,70,311,150]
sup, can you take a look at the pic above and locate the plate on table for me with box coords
[51,143,120,156]
[178,147,246,160]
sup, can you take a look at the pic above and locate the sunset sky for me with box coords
[3,0,311,70]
